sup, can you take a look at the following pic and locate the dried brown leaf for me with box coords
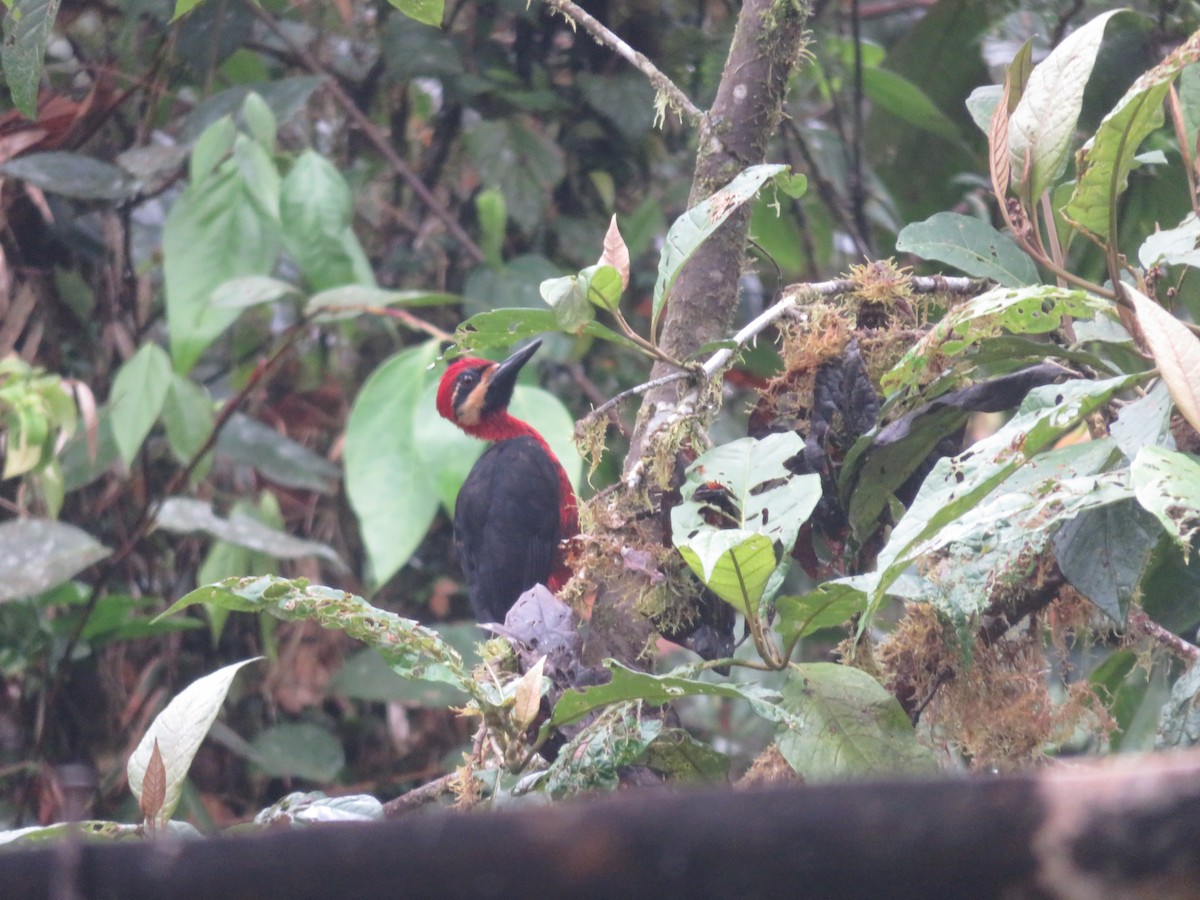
[512,655,546,731]
[1129,286,1200,434]
[598,214,630,290]
[140,738,167,832]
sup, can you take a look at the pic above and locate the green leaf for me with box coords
[539,274,595,333]
[550,660,787,728]
[476,188,507,268]
[387,0,443,28]
[163,154,281,373]
[455,307,642,355]
[677,533,777,616]
[861,67,962,143]
[306,285,458,321]
[216,413,340,494]
[0,152,137,200]
[239,92,276,151]
[331,624,482,706]
[652,164,787,335]
[1065,35,1200,241]
[1054,499,1162,623]
[0,519,110,602]
[463,118,565,231]
[155,497,345,567]
[159,575,467,687]
[161,374,214,472]
[894,212,1038,286]
[1007,10,1124,204]
[345,341,442,587]
[775,663,937,780]
[580,264,623,312]
[1,0,62,118]
[127,658,262,828]
[189,115,236,184]
[171,0,205,20]
[776,583,868,641]
[880,285,1117,398]
[281,150,369,292]
[249,723,344,782]
[108,343,173,467]
[1132,445,1200,559]
[209,275,300,310]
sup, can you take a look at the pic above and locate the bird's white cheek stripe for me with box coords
[455,377,491,427]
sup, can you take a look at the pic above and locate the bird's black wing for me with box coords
[454,435,563,623]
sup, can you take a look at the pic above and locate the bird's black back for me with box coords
[454,435,564,623]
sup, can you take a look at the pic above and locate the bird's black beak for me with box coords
[483,338,542,415]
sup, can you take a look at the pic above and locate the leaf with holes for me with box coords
[775,663,937,780]
[1132,445,1200,560]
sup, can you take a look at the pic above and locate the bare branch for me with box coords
[538,0,704,126]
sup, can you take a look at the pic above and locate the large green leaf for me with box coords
[894,212,1038,286]
[387,0,444,28]
[163,135,281,373]
[861,67,962,144]
[652,164,788,334]
[454,307,641,355]
[108,343,173,468]
[1007,10,1123,204]
[1066,34,1200,240]
[216,413,340,495]
[280,150,373,291]
[775,663,937,780]
[344,341,442,587]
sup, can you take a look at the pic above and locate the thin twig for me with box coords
[381,772,462,817]
[1126,607,1200,665]
[539,0,704,127]
[245,2,485,263]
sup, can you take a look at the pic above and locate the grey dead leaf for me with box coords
[512,655,546,731]
[598,214,630,290]
[1127,286,1200,434]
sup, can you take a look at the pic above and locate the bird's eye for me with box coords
[459,369,481,387]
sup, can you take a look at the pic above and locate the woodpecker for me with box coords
[436,339,578,623]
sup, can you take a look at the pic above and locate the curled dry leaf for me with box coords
[1127,286,1200,435]
[598,214,630,291]
[512,655,547,732]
